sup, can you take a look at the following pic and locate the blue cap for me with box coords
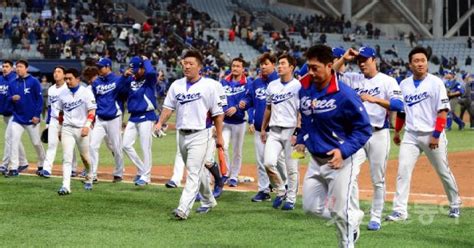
[332,47,346,58]
[96,57,112,68]
[358,46,376,58]
[297,63,308,76]
[128,56,143,74]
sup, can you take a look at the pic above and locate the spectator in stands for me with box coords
[409,32,416,47]
[468,37,472,49]
[319,33,327,44]
[465,55,472,66]
[384,44,398,57]
[40,75,50,119]
[229,28,235,42]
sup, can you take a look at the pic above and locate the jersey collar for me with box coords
[224,74,247,84]
[299,71,340,95]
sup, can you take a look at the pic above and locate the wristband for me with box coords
[293,127,301,136]
[395,115,405,132]
[85,121,92,128]
[432,117,446,138]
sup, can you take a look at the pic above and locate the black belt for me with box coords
[179,129,202,135]
[372,126,385,132]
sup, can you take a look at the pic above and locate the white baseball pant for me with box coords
[89,116,124,178]
[61,125,92,192]
[122,120,153,183]
[222,122,246,180]
[170,131,185,186]
[264,127,298,203]
[10,121,45,170]
[2,115,28,166]
[363,128,390,223]
[43,117,77,173]
[176,129,216,217]
[392,131,461,217]
[254,130,287,193]
[302,155,361,248]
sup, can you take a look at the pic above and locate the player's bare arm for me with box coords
[260,105,271,143]
[155,107,173,131]
[81,109,96,137]
[429,109,448,149]
[212,114,224,148]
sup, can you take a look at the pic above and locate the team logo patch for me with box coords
[312,98,337,113]
[176,92,201,104]
[24,88,30,94]
[405,92,430,107]
[255,87,266,100]
[354,87,381,96]
[50,95,59,104]
[223,85,246,96]
[271,92,293,104]
[0,85,8,95]
[131,80,145,91]
[441,98,449,104]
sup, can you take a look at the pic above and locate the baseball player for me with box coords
[118,56,157,186]
[297,45,371,247]
[154,50,224,220]
[57,68,96,195]
[386,47,462,221]
[443,71,465,130]
[6,60,45,177]
[260,54,300,210]
[239,53,287,202]
[334,46,404,230]
[220,57,251,187]
[90,58,125,182]
[0,60,28,175]
[39,66,78,178]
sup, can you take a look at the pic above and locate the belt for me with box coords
[372,126,385,132]
[63,124,82,129]
[311,154,334,165]
[179,129,202,135]
[270,126,293,133]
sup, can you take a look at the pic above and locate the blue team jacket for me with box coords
[297,72,372,159]
[8,74,43,125]
[0,71,16,116]
[92,72,124,120]
[241,71,279,132]
[221,74,251,124]
[118,60,158,123]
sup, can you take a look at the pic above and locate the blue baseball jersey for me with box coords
[0,71,16,116]
[92,72,124,120]
[118,60,158,123]
[241,71,279,131]
[8,74,43,125]
[220,74,252,124]
[297,73,372,159]
[444,79,465,97]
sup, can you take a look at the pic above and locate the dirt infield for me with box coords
[35,151,473,207]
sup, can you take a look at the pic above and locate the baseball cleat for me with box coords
[165,180,178,188]
[39,170,51,178]
[71,171,77,177]
[272,195,285,209]
[5,169,19,177]
[367,221,381,231]
[173,209,187,220]
[133,175,141,183]
[84,182,93,191]
[251,191,271,202]
[196,206,213,214]
[0,165,7,175]
[18,164,29,173]
[135,179,148,187]
[228,178,238,187]
[79,170,88,178]
[57,187,70,196]
[385,211,407,221]
[195,193,202,202]
[448,207,460,218]
[221,176,229,185]
[112,176,123,183]
[213,185,223,199]
[281,201,295,211]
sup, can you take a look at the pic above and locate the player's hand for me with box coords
[429,136,440,150]
[327,148,343,169]
[152,128,166,138]
[260,130,267,144]
[215,135,224,148]
[294,144,305,153]
[343,48,359,61]
[238,100,246,109]
[124,68,133,77]
[393,131,401,146]
[141,55,149,60]
[81,127,90,137]
[360,93,377,103]
[12,95,21,102]
[31,117,40,124]
[290,135,297,146]
[225,106,237,117]
[248,124,255,134]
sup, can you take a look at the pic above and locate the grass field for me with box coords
[0,176,473,247]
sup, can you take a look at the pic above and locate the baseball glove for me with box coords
[41,128,48,144]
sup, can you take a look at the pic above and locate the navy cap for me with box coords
[358,46,376,58]
[96,57,112,68]
[332,47,346,58]
[129,56,143,74]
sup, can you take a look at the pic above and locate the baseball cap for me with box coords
[358,46,376,58]
[332,47,346,59]
[128,56,143,74]
[297,63,308,76]
[96,57,112,68]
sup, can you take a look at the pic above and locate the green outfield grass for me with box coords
[0,121,472,168]
[0,176,473,247]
